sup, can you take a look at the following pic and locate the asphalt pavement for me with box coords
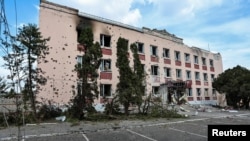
[1,105,250,141]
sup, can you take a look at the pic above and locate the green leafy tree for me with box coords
[130,43,146,113]
[15,24,50,118]
[212,65,250,109]
[116,37,134,115]
[70,27,102,120]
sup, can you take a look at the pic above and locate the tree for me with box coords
[116,37,134,115]
[70,27,102,120]
[212,65,250,109]
[130,43,146,113]
[14,24,50,118]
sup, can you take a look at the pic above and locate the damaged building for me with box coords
[38,0,225,107]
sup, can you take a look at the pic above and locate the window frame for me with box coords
[195,72,200,80]
[203,73,208,81]
[100,34,111,47]
[202,57,206,66]
[175,51,181,61]
[150,45,158,56]
[185,53,190,62]
[196,88,201,96]
[209,59,214,67]
[186,70,191,80]
[136,42,144,54]
[100,84,112,97]
[163,48,170,58]
[100,59,111,71]
[194,55,199,64]
[186,88,192,96]
[176,69,182,79]
[164,67,171,77]
[152,86,160,95]
[151,65,159,76]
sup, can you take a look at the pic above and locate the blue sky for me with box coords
[1,0,250,77]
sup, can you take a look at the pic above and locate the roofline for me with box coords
[40,0,78,13]
[78,12,143,33]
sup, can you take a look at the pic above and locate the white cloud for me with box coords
[198,17,250,36]
[121,9,141,26]
[139,0,224,27]
[48,0,142,26]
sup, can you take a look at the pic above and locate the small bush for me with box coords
[37,104,62,121]
[149,105,183,118]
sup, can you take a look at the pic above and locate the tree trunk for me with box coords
[124,102,129,116]
[28,49,37,120]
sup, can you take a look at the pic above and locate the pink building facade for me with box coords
[38,0,224,106]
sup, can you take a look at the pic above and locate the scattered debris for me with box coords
[179,106,190,112]
[94,103,105,113]
[228,110,238,113]
[55,116,66,122]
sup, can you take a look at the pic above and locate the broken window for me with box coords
[152,86,159,95]
[186,88,192,96]
[211,74,215,82]
[204,88,208,96]
[136,42,144,54]
[196,88,201,96]
[100,84,112,97]
[150,45,158,56]
[185,53,190,62]
[164,67,171,77]
[76,55,83,64]
[151,65,159,76]
[202,57,206,66]
[175,51,181,61]
[209,59,214,67]
[176,69,182,79]
[76,55,82,68]
[194,55,199,64]
[203,73,208,81]
[186,70,191,80]
[163,48,170,58]
[100,34,111,47]
[212,89,216,96]
[100,59,111,71]
[195,72,200,80]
